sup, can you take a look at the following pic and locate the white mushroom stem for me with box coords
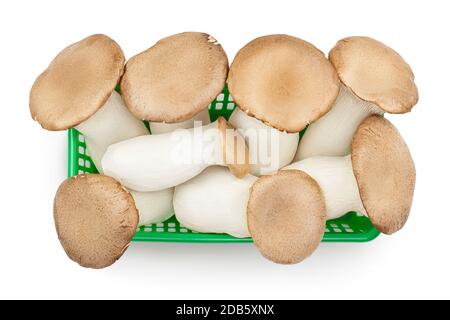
[229,107,299,176]
[174,167,256,238]
[76,91,149,172]
[132,188,174,226]
[149,109,211,134]
[102,119,247,192]
[295,86,383,161]
[284,155,366,220]
[75,91,174,225]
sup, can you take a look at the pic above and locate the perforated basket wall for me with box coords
[68,86,380,243]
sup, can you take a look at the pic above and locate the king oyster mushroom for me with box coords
[295,36,419,160]
[227,34,340,175]
[29,34,174,225]
[248,170,326,264]
[54,174,139,269]
[102,117,249,192]
[286,115,415,235]
[120,32,229,134]
[174,167,327,264]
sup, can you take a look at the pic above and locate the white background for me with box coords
[1,0,449,299]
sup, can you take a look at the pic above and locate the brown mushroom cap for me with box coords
[351,116,415,235]
[30,34,125,131]
[247,170,326,264]
[217,116,249,178]
[120,32,228,123]
[228,34,340,133]
[53,174,138,269]
[329,36,418,114]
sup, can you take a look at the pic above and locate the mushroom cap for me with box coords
[217,116,249,178]
[120,32,228,123]
[351,116,416,235]
[329,36,418,114]
[247,170,326,264]
[228,34,340,133]
[53,174,138,269]
[30,34,125,131]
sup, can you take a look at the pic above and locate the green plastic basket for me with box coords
[68,86,380,243]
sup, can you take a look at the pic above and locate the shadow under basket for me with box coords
[67,86,380,243]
